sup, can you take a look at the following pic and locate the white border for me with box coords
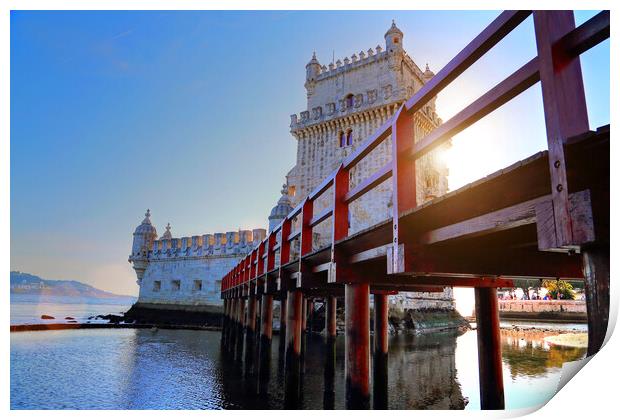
[3,1,617,419]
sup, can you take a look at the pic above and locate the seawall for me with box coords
[499,300,587,322]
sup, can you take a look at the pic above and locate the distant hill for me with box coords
[10,271,136,304]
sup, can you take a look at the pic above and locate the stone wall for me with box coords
[138,255,241,307]
[499,300,587,321]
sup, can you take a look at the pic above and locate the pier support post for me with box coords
[323,296,337,409]
[373,293,389,409]
[301,297,308,333]
[326,296,337,339]
[345,282,370,409]
[245,294,258,375]
[279,296,287,352]
[284,289,303,408]
[222,299,229,344]
[228,298,238,351]
[307,299,314,333]
[258,294,274,393]
[236,298,246,361]
[582,244,610,356]
[475,287,504,410]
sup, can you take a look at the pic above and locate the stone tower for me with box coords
[286,21,454,310]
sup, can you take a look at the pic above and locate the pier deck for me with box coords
[220,10,610,409]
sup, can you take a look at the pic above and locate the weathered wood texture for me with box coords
[582,245,610,356]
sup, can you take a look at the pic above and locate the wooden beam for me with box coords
[411,57,540,160]
[309,206,332,228]
[344,161,392,204]
[405,11,531,113]
[558,10,609,58]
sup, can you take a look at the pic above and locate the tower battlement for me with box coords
[292,22,438,132]
[148,228,266,260]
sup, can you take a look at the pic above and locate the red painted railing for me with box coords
[221,10,609,295]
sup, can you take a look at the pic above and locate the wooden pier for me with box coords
[220,10,610,409]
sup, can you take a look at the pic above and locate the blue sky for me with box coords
[10,11,609,296]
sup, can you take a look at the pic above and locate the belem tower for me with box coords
[129,21,457,320]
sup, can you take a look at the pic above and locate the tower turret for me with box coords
[305,52,321,81]
[268,183,293,232]
[385,20,404,53]
[161,223,172,240]
[129,209,158,284]
[305,52,321,98]
[423,63,435,82]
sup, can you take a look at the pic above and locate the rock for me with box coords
[64,316,75,320]
[40,315,55,320]
[67,320,78,323]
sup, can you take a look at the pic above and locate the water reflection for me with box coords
[10,327,586,410]
[501,334,586,380]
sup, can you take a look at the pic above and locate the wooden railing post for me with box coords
[533,11,589,250]
[298,198,314,286]
[389,106,417,274]
[329,165,351,283]
[284,289,304,408]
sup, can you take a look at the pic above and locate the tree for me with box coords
[542,279,576,300]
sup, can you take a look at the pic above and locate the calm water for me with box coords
[10,327,586,410]
[10,296,133,325]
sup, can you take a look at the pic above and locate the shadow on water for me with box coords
[10,327,587,409]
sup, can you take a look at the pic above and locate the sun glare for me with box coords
[443,120,503,192]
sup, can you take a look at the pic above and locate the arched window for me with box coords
[339,131,346,147]
[345,94,354,109]
[346,129,353,146]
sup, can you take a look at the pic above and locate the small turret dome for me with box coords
[268,184,293,232]
[424,63,435,80]
[161,223,173,240]
[133,209,158,237]
[306,51,321,82]
[306,51,320,67]
[385,20,403,38]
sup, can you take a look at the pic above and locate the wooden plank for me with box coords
[535,189,595,251]
[343,118,393,170]
[411,58,540,160]
[558,10,609,58]
[344,161,392,204]
[534,11,589,248]
[405,11,531,113]
[307,168,337,201]
[309,206,332,228]
[287,230,301,242]
[374,276,514,288]
[420,194,545,245]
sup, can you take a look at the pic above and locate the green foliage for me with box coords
[542,279,576,300]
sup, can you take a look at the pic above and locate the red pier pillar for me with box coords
[475,287,505,410]
[284,289,303,408]
[345,283,370,409]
